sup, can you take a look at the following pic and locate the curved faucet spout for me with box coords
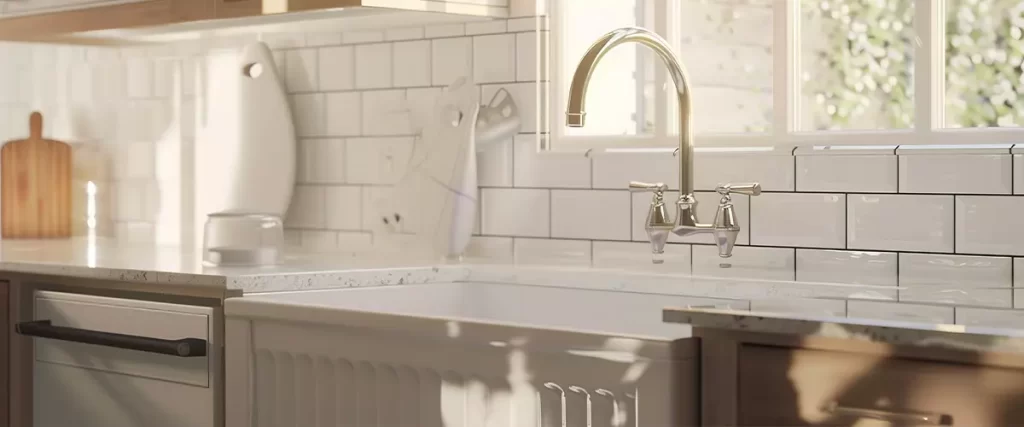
[564,27,695,195]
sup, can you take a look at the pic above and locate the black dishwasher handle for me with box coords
[15,320,207,358]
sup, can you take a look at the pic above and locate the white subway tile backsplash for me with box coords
[466,20,507,35]
[847,300,954,324]
[261,33,306,49]
[847,194,954,252]
[514,238,591,266]
[473,34,516,83]
[361,90,410,136]
[478,137,513,187]
[290,94,326,137]
[285,49,318,93]
[751,193,845,248]
[513,135,590,188]
[432,37,473,86]
[424,24,466,38]
[466,236,514,260]
[392,41,431,88]
[318,46,355,91]
[551,190,630,241]
[482,82,545,133]
[1017,258,1024,308]
[355,44,392,89]
[305,32,343,47]
[325,92,361,136]
[481,188,550,237]
[796,155,897,193]
[796,249,897,286]
[507,16,548,32]
[591,151,676,190]
[516,31,548,82]
[337,231,374,251]
[361,186,394,231]
[1015,154,1024,194]
[298,139,345,184]
[592,242,692,274]
[300,230,338,251]
[956,196,1024,256]
[285,186,326,228]
[955,307,1024,329]
[694,153,795,191]
[344,137,413,185]
[342,30,385,44]
[405,87,443,132]
[750,298,847,317]
[692,245,795,281]
[899,253,1012,308]
[385,27,425,41]
[125,58,153,98]
[899,155,1012,194]
[325,186,362,230]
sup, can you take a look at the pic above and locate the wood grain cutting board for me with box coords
[1,112,72,239]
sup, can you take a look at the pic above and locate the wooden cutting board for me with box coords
[1,112,72,239]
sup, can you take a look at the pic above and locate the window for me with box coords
[547,0,1024,150]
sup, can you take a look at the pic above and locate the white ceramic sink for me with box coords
[238,281,749,339]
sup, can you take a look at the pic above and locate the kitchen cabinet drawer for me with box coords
[25,291,217,427]
[737,344,1024,426]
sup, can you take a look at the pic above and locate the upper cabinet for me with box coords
[0,0,508,41]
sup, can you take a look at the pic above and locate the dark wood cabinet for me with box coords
[694,329,1024,426]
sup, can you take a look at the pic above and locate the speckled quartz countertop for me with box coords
[663,307,1024,355]
[0,238,467,293]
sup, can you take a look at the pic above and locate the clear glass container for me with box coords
[202,213,283,267]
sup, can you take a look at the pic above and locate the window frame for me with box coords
[545,0,1024,152]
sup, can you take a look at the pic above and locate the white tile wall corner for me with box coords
[955,307,1024,329]
[1015,154,1024,195]
[956,196,1024,256]
[514,238,591,266]
[592,241,692,274]
[750,298,847,317]
[691,245,795,281]
[466,236,514,260]
[297,138,345,184]
[325,92,361,136]
[318,46,355,91]
[481,188,550,237]
[694,152,795,191]
[354,43,392,89]
[847,300,955,324]
[899,154,1012,195]
[432,37,473,86]
[796,249,898,286]
[513,135,590,188]
[898,253,1012,308]
[847,194,954,252]
[630,191,751,245]
[285,185,326,228]
[516,31,548,82]
[392,41,431,88]
[473,34,516,83]
[285,49,318,93]
[325,186,362,231]
[750,193,845,248]
[551,190,630,240]
[591,151,676,190]
[796,155,897,193]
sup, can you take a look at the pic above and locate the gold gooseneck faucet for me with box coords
[565,27,761,259]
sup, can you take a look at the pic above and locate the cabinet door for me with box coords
[0,281,8,427]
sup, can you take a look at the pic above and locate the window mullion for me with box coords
[654,0,671,141]
[776,0,799,135]
[915,0,944,133]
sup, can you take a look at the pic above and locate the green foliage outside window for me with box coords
[804,0,1024,129]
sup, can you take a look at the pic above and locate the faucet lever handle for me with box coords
[716,183,761,197]
[629,181,668,193]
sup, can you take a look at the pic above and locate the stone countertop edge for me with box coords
[663,307,1024,355]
